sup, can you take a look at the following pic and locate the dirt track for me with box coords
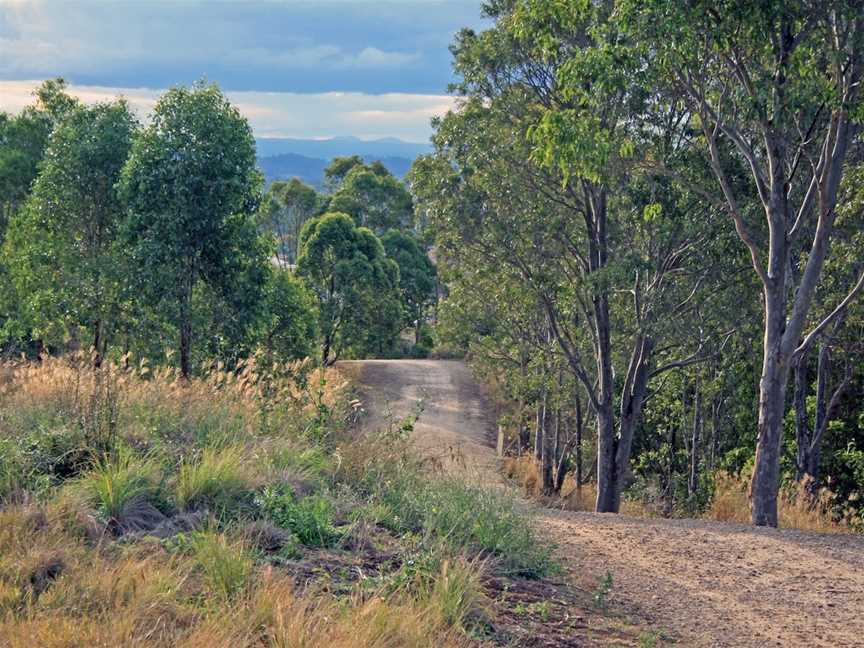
[344,358,864,648]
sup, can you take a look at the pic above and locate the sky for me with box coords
[0,0,488,142]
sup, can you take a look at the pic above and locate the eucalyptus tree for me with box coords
[329,162,414,234]
[259,178,320,268]
[4,99,137,361]
[621,0,864,526]
[0,79,78,346]
[412,1,731,511]
[296,212,401,365]
[381,229,437,343]
[119,82,265,378]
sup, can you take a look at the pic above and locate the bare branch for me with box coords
[793,267,864,359]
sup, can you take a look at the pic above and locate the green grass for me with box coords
[369,470,554,578]
[75,448,160,521]
[175,446,252,512]
[255,487,341,547]
[189,531,252,600]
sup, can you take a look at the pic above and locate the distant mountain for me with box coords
[257,153,330,188]
[256,136,431,160]
[256,136,427,187]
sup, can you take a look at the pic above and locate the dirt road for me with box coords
[345,358,864,648]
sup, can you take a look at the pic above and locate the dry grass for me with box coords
[0,356,491,646]
[706,472,852,533]
[503,455,649,516]
[502,455,855,531]
[0,502,468,648]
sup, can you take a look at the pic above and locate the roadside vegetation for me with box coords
[0,355,560,646]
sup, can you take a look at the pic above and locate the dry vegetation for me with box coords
[504,455,856,533]
[0,355,558,647]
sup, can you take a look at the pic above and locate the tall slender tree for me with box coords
[4,99,137,361]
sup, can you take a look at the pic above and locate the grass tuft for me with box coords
[175,446,252,512]
[74,447,160,522]
[189,531,252,601]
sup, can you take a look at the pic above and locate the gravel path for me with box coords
[344,359,864,648]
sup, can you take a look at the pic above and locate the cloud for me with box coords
[340,47,421,69]
[0,80,456,142]
[0,1,487,94]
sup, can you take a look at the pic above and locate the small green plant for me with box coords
[189,531,252,601]
[593,570,613,610]
[175,446,250,512]
[639,630,672,648]
[77,447,159,521]
[256,487,340,547]
[531,600,551,621]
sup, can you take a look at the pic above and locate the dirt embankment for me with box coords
[345,358,864,648]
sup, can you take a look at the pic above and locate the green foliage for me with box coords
[328,161,414,234]
[297,212,402,364]
[4,99,136,351]
[381,229,437,341]
[258,268,317,362]
[255,487,340,547]
[119,81,266,376]
[259,178,321,267]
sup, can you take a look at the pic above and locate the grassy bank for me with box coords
[0,356,553,647]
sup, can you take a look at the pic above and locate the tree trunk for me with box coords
[574,394,583,496]
[179,317,192,379]
[92,319,103,368]
[534,392,545,461]
[750,291,790,527]
[611,336,653,511]
[179,274,193,380]
[806,341,834,481]
[540,404,554,495]
[793,354,810,481]
[595,400,616,512]
[688,378,702,497]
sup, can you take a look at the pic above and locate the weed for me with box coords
[189,531,252,601]
[424,557,489,631]
[593,570,613,610]
[255,487,341,547]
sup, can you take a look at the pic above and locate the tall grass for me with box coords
[74,447,160,521]
[189,531,252,601]
[0,356,555,645]
[707,472,852,533]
